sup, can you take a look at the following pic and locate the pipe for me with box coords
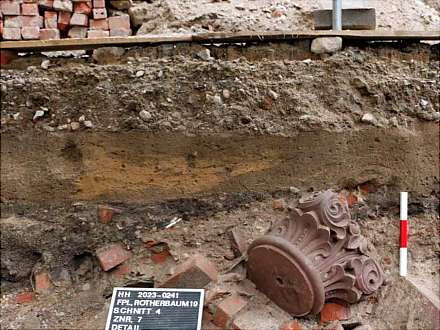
[332,0,342,30]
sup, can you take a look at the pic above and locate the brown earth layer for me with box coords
[1,123,438,206]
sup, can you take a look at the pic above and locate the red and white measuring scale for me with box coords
[400,192,408,277]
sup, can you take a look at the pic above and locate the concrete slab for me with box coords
[313,8,376,30]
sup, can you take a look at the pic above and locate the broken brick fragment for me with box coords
[213,293,248,329]
[320,303,351,324]
[97,205,120,224]
[227,228,247,258]
[272,198,286,210]
[111,262,131,278]
[16,292,34,304]
[279,320,301,330]
[159,254,218,289]
[0,51,17,65]
[96,243,132,271]
[346,193,358,207]
[34,272,53,292]
[150,244,172,264]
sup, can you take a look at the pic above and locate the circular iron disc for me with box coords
[247,236,324,316]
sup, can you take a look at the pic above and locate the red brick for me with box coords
[39,28,60,39]
[87,29,109,38]
[213,294,248,329]
[151,249,171,264]
[34,272,53,292]
[279,320,301,330]
[93,0,105,8]
[109,28,131,37]
[21,3,39,15]
[16,292,34,304]
[4,16,22,28]
[68,26,87,38]
[44,11,57,28]
[74,1,91,15]
[97,205,118,224]
[96,243,132,271]
[3,27,21,40]
[57,11,70,31]
[70,12,88,26]
[89,18,108,30]
[0,50,17,65]
[108,14,130,30]
[159,254,218,289]
[320,303,351,324]
[53,0,73,12]
[346,193,358,207]
[1,1,21,16]
[21,26,40,39]
[111,262,131,278]
[93,7,106,19]
[22,15,40,27]
[39,0,54,9]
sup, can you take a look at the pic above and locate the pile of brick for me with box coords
[0,0,132,41]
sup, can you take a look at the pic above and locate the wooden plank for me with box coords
[193,30,440,42]
[1,30,439,52]
[0,34,194,51]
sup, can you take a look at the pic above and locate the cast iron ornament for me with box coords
[247,190,384,316]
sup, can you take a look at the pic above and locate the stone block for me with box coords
[313,8,376,30]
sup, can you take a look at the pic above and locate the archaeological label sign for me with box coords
[105,288,204,330]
